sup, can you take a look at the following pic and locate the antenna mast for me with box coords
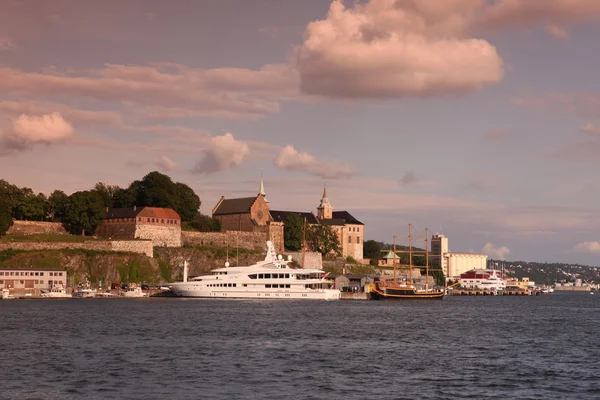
[425,227,429,291]
[409,223,413,286]
[301,217,307,269]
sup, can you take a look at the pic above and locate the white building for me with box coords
[0,268,67,290]
[445,253,488,279]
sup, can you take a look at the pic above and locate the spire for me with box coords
[317,183,332,219]
[259,169,268,202]
[322,183,327,200]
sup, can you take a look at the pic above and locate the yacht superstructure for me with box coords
[167,241,340,300]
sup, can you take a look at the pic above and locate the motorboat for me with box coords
[40,285,71,298]
[167,241,340,300]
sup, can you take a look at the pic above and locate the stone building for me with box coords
[96,206,181,247]
[211,178,284,252]
[271,186,365,261]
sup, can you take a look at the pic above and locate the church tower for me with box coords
[317,184,332,220]
[259,170,268,203]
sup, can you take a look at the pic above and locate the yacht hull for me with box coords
[168,285,340,300]
[371,286,444,300]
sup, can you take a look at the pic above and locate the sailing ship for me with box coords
[371,224,445,300]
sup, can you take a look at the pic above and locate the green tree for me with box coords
[0,179,21,218]
[93,182,121,209]
[64,191,105,235]
[175,182,201,221]
[137,171,179,210]
[0,196,13,236]
[308,224,341,257]
[283,213,304,251]
[14,188,48,221]
[48,190,69,221]
[363,240,382,260]
[112,185,138,208]
[189,214,221,232]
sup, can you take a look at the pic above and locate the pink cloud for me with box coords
[296,0,503,99]
[0,37,16,50]
[154,155,178,172]
[482,242,511,260]
[579,123,600,136]
[274,144,357,179]
[573,241,600,254]
[1,112,74,154]
[545,24,569,39]
[193,133,249,174]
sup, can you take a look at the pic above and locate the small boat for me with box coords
[119,285,147,298]
[1,288,14,300]
[40,285,71,298]
[72,288,97,298]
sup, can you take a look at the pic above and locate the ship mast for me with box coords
[393,235,397,284]
[425,227,429,292]
[408,223,413,286]
[301,217,307,269]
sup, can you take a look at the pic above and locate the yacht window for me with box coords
[259,274,264,279]
[249,274,257,279]
[265,284,271,288]
[243,284,247,287]
[285,274,290,278]
[228,283,232,287]
[265,274,271,279]
[285,284,290,288]
[233,284,237,287]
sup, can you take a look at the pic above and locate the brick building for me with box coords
[96,206,182,247]
[211,178,284,252]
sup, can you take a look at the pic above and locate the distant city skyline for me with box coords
[2,0,600,265]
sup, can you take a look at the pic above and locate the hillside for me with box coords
[492,260,600,285]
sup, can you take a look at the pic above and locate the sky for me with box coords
[2,0,600,265]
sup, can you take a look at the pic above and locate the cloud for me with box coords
[478,0,600,31]
[573,241,600,254]
[399,171,417,186]
[296,0,504,99]
[545,24,569,39]
[274,145,357,179]
[1,112,74,154]
[0,37,16,50]
[512,92,600,119]
[0,63,298,121]
[155,156,178,172]
[193,133,249,174]
[125,159,146,168]
[482,242,511,260]
[485,128,514,140]
[579,123,600,136]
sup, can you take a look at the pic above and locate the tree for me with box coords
[175,182,200,222]
[112,185,138,208]
[283,213,304,251]
[93,182,121,209]
[307,224,341,257]
[137,171,178,210]
[0,196,13,236]
[48,190,69,221]
[189,214,221,232]
[0,179,21,218]
[14,188,48,221]
[64,191,105,235]
[363,240,383,260]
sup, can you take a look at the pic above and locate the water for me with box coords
[1,293,599,400]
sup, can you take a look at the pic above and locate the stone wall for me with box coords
[0,240,153,258]
[215,213,256,232]
[135,225,181,247]
[96,222,136,240]
[286,251,323,269]
[6,221,69,235]
[183,230,274,250]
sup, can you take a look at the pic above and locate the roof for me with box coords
[332,211,364,225]
[105,206,180,220]
[270,210,319,225]
[137,207,180,220]
[212,197,257,215]
[382,250,401,260]
[0,267,66,271]
[318,218,346,226]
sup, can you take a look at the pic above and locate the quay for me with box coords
[340,292,371,300]
[452,288,532,296]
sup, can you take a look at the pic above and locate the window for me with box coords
[285,284,290,288]
[0,272,3,276]
[0,280,3,284]
[265,284,271,288]
[258,274,264,279]
[161,219,165,223]
[39,280,44,284]
[357,236,360,244]
[249,274,257,279]
[265,274,271,279]
[348,236,351,244]
[285,274,290,278]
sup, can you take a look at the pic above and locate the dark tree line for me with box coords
[0,171,218,236]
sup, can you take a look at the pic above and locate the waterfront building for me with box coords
[430,234,449,275]
[96,206,182,247]
[445,252,488,279]
[0,267,67,291]
[459,269,506,290]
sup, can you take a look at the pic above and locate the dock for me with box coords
[452,288,532,296]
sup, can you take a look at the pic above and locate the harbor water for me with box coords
[1,292,599,399]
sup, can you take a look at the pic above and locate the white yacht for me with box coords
[71,288,97,298]
[167,241,340,300]
[40,285,71,298]
[119,286,147,298]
